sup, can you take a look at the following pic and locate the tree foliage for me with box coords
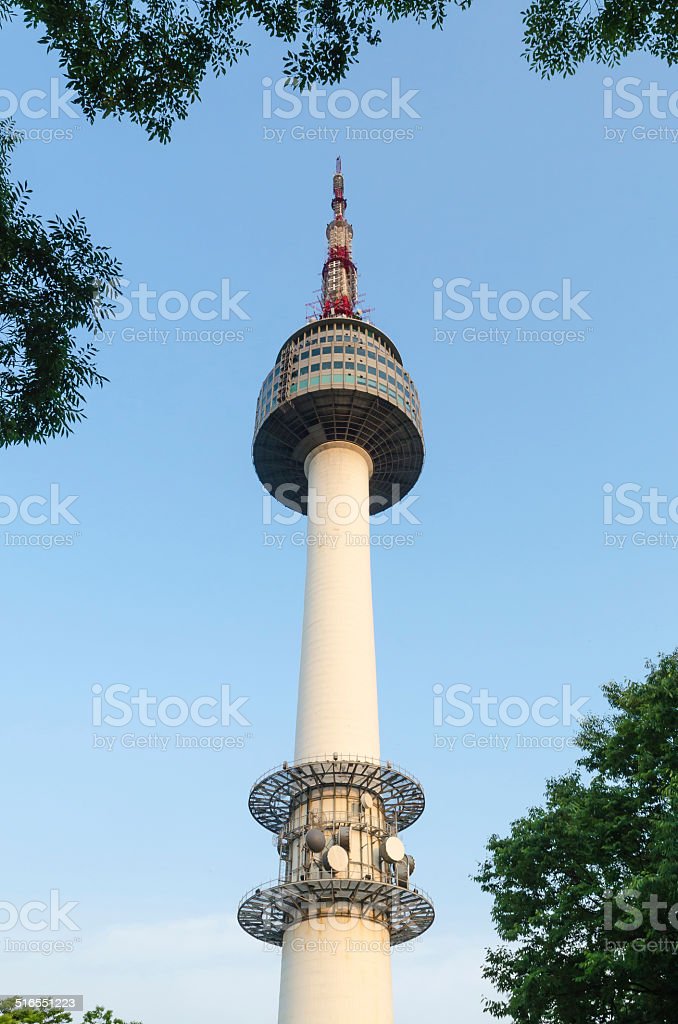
[0,0,457,142]
[0,1003,140,1024]
[476,651,678,1023]
[0,1000,72,1024]
[0,2,673,147]
[0,119,120,446]
[523,0,678,77]
[82,1008,142,1024]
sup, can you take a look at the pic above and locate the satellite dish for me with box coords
[360,792,374,810]
[380,836,405,865]
[324,844,349,873]
[396,854,415,886]
[337,826,351,851]
[305,828,326,853]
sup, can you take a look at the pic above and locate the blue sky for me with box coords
[1,1,678,1020]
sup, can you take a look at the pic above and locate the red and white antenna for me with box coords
[321,156,358,319]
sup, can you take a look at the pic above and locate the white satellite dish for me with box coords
[324,844,349,873]
[380,836,405,865]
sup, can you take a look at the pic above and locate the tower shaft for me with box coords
[281,439,392,1024]
[295,442,380,763]
[278,915,394,1024]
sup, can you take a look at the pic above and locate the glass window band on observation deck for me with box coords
[253,318,422,438]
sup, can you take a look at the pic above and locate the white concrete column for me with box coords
[278,918,394,1024]
[294,442,380,763]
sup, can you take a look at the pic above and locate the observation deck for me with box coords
[253,317,424,514]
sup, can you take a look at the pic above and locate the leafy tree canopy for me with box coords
[0,119,120,446]
[0,1002,141,1024]
[0,0,455,142]
[476,650,678,1023]
[523,0,678,78]
[0,2,675,146]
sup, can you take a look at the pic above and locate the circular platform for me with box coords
[253,317,424,514]
[238,877,435,947]
[248,756,425,834]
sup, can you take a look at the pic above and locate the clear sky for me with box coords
[2,1,677,1020]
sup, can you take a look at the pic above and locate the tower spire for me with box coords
[321,157,358,318]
